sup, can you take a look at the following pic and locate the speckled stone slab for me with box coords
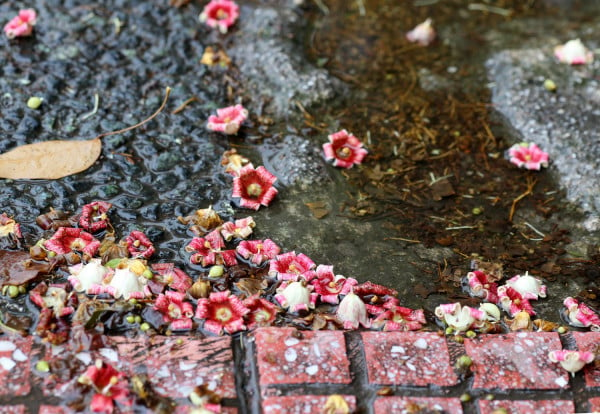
[0,336,32,396]
[262,395,356,414]
[0,406,26,414]
[571,332,600,388]
[465,332,568,390]
[373,397,463,413]
[477,399,575,414]
[254,327,351,387]
[361,331,458,386]
[588,397,600,413]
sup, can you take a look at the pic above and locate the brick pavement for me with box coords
[0,327,599,413]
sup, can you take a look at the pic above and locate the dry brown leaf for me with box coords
[305,201,330,219]
[0,250,52,286]
[0,87,171,180]
[0,139,101,179]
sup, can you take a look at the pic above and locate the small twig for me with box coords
[171,96,198,114]
[356,0,366,16]
[385,237,421,243]
[80,93,99,121]
[468,3,513,17]
[313,0,329,14]
[414,0,439,5]
[95,87,171,140]
[445,226,476,230]
[509,177,537,222]
[524,222,545,238]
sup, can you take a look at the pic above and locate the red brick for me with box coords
[254,327,351,387]
[108,335,236,398]
[571,332,600,387]
[373,397,463,413]
[174,406,238,414]
[0,336,32,396]
[0,407,25,414]
[464,332,568,390]
[262,395,356,414]
[477,399,574,414]
[588,397,600,412]
[39,407,74,414]
[361,331,458,386]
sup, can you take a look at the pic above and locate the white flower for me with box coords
[107,267,145,299]
[68,259,108,292]
[505,272,546,300]
[275,281,315,312]
[336,292,370,329]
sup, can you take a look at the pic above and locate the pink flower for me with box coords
[199,0,240,34]
[310,265,358,305]
[268,251,316,281]
[497,286,536,316]
[563,297,600,330]
[373,302,426,331]
[185,229,237,267]
[29,282,76,318]
[275,281,317,313]
[236,239,281,265]
[554,39,593,65]
[154,291,194,330]
[323,129,368,168]
[232,165,278,210]
[243,294,278,329]
[336,291,370,329]
[352,281,398,315]
[0,212,22,238]
[78,359,132,413]
[207,104,248,134]
[4,9,36,39]
[406,18,436,46]
[220,216,255,241]
[79,201,112,232]
[195,290,250,334]
[548,350,595,376]
[504,272,547,300]
[44,227,100,257]
[151,263,192,293]
[124,230,155,259]
[507,142,549,170]
[465,270,499,303]
[434,303,486,332]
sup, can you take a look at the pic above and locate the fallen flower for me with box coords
[154,291,194,330]
[268,251,316,281]
[507,142,549,170]
[68,259,109,293]
[151,263,192,293]
[497,286,536,316]
[124,230,155,259]
[236,239,281,265]
[200,45,232,67]
[434,303,486,332]
[554,38,593,65]
[372,302,426,331]
[220,216,255,241]
[504,272,547,300]
[207,104,248,135]
[79,201,112,233]
[232,165,278,210]
[4,9,36,39]
[505,310,533,331]
[199,0,240,34]
[243,294,278,329]
[44,227,101,257]
[186,229,237,267]
[563,297,600,330]
[221,148,251,176]
[465,270,499,303]
[29,282,75,318]
[548,350,595,376]
[196,290,250,334]
[103,267,150,300]
[353,281,398,315]
[336,291,370,329]
[0,212,23,249]
[275,280,317,313]
[323,129,368,168]
[406,18,436,46]
[78,359,132,413]
[310,265,357,305]
[178,206,223,236]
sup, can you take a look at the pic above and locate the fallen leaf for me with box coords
[305,201,329,219]
[0,87,170,180]
[0,250,51,286]
[0,139,102,179]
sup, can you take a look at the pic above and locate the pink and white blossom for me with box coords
[199,0,240,34]
[406,18,436,46]
[68,259,109,293]
[336,291,370,329]
[554,39,593,65]
[79,201,112,233]
[220,216,255,241]
[124,230,155,259]
[507,142,549,170]
[29,282,75,318]
[186,229,237,267]
[243,294,278,329]
[504,272,547,300]
[44,227,101,257]
[563,297,600,330]
[236,239,281,265]
[232,165,278,210]
[207,104,248,134]
[104,267,150,300]
[548,350,595,376]
[78,359,132,413]
[465,270,499,303]
[310,265,357,305]
[196,290,250,335]
[268,251,316,281]
[323,129,368,169]
[434,303,486,332]
[372,302,426,331]
[154,291,194,330]
[4,9,36,39]
[497,286,536,316]
[275,281,317,313]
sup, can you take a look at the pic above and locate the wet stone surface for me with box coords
[373,397,463,414]
[0,337,32,397]
[261,395,356,414]
[477,399,575,414]
[464,332,567,390]
[571,331,600,388]
[361,331,458,387]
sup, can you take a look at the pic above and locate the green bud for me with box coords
[472,207,483,215]
[445,327,453,335]
[543,79,557,92]
[36,360,50,372]
[134,315,142,324]
[465,330,477,338]
[557,326,567,334]
[27,96,44,109]
[126,315,135,324]
[208,265,224,278]
[143,269,153,279]
[129,298,138,305]
[459,393,471,402]
[455,355,473,370]
[176,338,184,345]
[18,285,26,294]
[7,285,19,298]
[140,322,150,332]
